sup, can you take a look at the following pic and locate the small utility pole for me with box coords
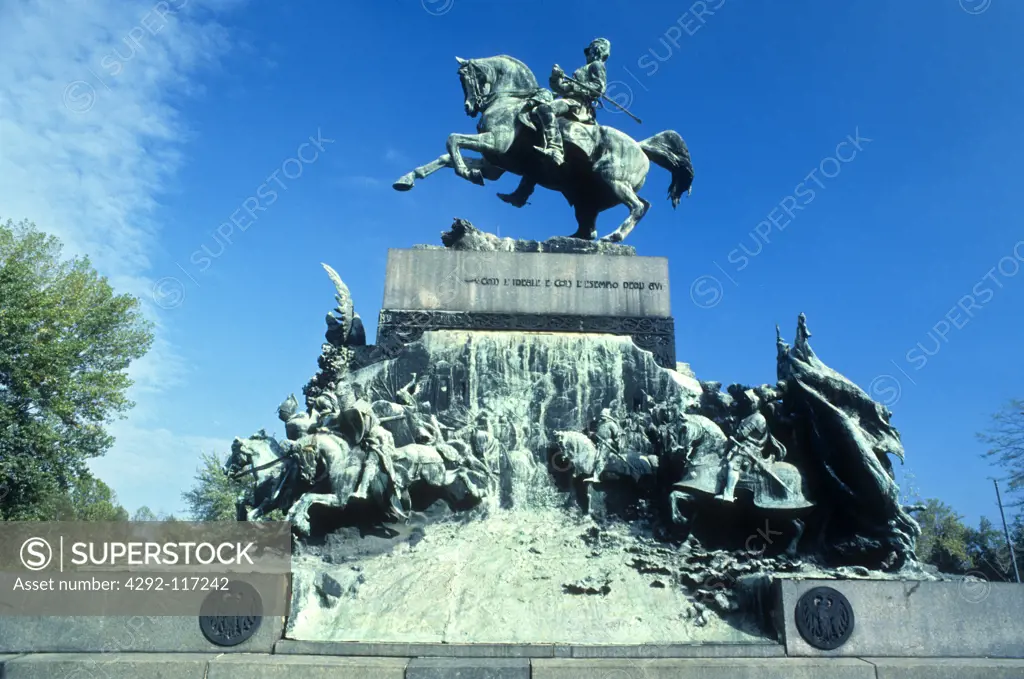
[993,478,1021,584]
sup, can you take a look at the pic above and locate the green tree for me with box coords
[965,516,1014,581]
[45,473,130,521]
[182,451,246,521]
[911,499,971,573]
[0,218,153,520]
[131,506,158,521]
[979,399,1024,506]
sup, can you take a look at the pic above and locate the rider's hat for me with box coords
[586,38,611,61]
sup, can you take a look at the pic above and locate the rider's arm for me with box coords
[550,69,574,96]
[580,62,607,97]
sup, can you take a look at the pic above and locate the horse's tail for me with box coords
[639,131,693,208]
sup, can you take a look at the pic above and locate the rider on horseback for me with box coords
[715,388,788,503]
[531,37,610,165]
[336,390,407,519]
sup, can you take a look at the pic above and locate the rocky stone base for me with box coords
[287,508,767,645]
[2,653,1021,679]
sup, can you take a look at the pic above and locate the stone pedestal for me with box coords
[774,578,1024,658]
[377,249,676,368]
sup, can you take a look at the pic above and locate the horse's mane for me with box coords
[472,55,540,92]
[238,431,283,464]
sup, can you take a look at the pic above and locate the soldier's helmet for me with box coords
[315,391,339,414]
[740,389,761,411]
[585,38,611,62]
[277,393,299,421]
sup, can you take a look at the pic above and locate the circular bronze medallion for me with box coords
[198,580,263,647]
[794,586,854,650]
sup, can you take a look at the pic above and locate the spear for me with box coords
[559,72,643,124]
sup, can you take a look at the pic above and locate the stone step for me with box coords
[3,654,1023,679]
[274,639,785,658]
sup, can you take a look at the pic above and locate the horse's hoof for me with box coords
[497,192,527,208]
[599,232,623,243]
[393,176,415,191]
[568,230,597,240]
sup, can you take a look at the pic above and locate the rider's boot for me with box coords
[714,468,740,502]
[349,470,371,500]
[532,110,565,165]
[387,491,408,520]
[350,451,383,500]
[535,134,565,165]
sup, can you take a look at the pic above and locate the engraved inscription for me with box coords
[458,277,668,293]
[384,249,671,318]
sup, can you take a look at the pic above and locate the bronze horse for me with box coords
[393,55,693,243]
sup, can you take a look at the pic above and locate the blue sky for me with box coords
[2,0,1022,527]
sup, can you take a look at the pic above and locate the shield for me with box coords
[738,459,815,511]
[673,457,727,496]
[337,402,373,444]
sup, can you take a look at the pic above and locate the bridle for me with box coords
[460,60,546,114]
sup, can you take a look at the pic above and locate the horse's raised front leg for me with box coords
[394,155,503,191]
[447,132,500,186]
[286,492,341,537]
[393,153,451,191]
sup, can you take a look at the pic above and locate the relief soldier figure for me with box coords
[585,407,622,483]
[336,391,407,519]
[715,387,789,503]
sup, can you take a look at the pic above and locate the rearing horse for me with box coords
[392,55,694,243]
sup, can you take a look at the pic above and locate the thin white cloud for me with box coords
[0,0,244,513]
[384,146,411,166]
[337,174,386,189]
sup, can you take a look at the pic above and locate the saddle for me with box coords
[517,105,600,160]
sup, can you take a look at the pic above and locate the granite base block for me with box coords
[866,657,1024,679]
[775,578,1024,658]
[531,658,877,679]
[383,249,671,318]
[0,653,211,679]
[273,640,786,658]
[0,615,285,654]
[206,654,409,679]
[275,640,554,657]
[407,657,531,679]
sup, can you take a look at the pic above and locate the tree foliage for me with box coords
[912,499,971,573]
[980,399,1024,505]
[44,474,130,521]
[182,449,287,522]
[0,218,153,520]
[182,451,246,521]
[962,515,1024,583]
[910,499,1023,581]
[130,505,177,521]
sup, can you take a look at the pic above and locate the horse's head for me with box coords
[225,437,252,478]
[456,57,485,117]
[225,431,283,481]
[457,55,540,117]
[550,430,591,474]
